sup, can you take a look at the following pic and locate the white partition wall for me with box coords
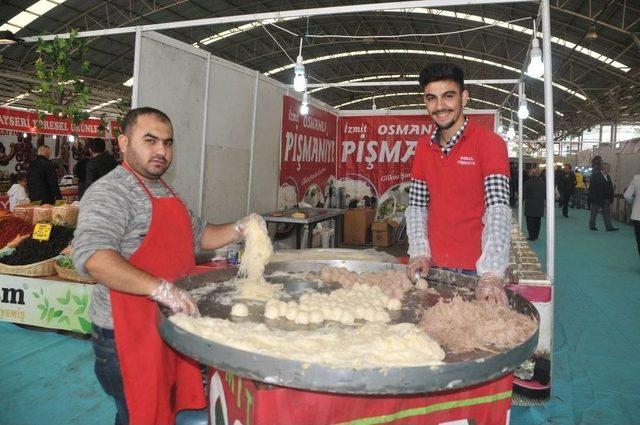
[135,31,209,213]
[134,32,284,224]
[249,76,285,214]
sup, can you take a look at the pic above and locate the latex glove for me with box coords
[476,273,508,305]
[150,280,200,317]
[407,256,432,280]
[234,213,266,240]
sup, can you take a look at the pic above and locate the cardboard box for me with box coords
[371,220,396,247]
[343,208,375,245]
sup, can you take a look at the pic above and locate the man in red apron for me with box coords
[406,63,511,304]
[73,107,260,424]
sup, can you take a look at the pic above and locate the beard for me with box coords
[431,108,462,131]
[125,149,169,180]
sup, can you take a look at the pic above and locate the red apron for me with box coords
[110,163,206,425]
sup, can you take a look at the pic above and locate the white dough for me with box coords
[294,311,310,325]
[278,301,288,317]
[309,310,324,324]
[285,305,299,321]
[415,278,429,290]
[231,303,249,317]
[264,303,280,319]
[387,298,402,311]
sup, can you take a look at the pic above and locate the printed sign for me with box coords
[0,274,93,334]
[278,95,338,209]
[0,106,107,137]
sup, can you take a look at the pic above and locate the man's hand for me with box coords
[476,273,508,305]
[150,280,199,317]
[233,213,267,240]
[407,256,432,279]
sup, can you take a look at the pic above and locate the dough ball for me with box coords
[386,298,402,311]
[320,305,333,319]
[339,310,355,325]
[374,310,391,323]
[353,304,365,320]
[415,278,429,290]
[294,311,310,325]
[231,303,249,317]
[264,303,280,319]
[265,298,280,309]
[298,303,310,312]
[287,300,298,308]
[278,301,289,317]
[285,305,299,321]
[309,310,324,324]
[363,308,376,322]
[330,307,343,322]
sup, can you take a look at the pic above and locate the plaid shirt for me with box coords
[430,117,469,156]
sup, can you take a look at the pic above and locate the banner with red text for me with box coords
[336,112,496,215]
[278,95,338,209]
[0,107,106,138]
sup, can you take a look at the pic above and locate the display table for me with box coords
[0,273,92,334]
[0,185,78,210]
[263,208,345,249]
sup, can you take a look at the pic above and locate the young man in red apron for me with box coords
[405,63,511,304]
[73,107,260,424]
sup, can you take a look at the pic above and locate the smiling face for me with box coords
[117,113,173,181]
[423,79,469,134]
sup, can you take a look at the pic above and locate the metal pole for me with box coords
[518,81,524,231]
[131,27,142,109]
[20,0,534,42]
[246,71,260,215]
[541,0,555,281]
[306,79,520,88]
[198,53,212,217]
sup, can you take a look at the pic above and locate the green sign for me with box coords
[0,274,93,334]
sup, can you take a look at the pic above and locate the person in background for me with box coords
[523,168,545,241]
[589,162,619,231]
[73,107,263,425]
[26,145,62,205]
[558,164,576,217]
[573,169,585,209]
[85,138,119,191]
[623,174,640,257]
[74,155,89,199]
[7,172,30,211]
[406,62,510,305]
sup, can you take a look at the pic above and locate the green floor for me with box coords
[1,206,638,424]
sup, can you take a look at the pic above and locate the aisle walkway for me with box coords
[1,206,638,424]
[511,207,640,424]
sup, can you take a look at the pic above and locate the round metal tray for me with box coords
[158,259,539,394]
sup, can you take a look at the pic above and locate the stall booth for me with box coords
[0,108,116,334]
[121,26,553,423]
[6,0,558,420]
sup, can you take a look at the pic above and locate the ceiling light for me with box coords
[293,38,307,93]
[372,98,377,111]
[22,132,28,138]
[0,31,18,45]
[300,92,309,115]
[518,94,530,119]
[68,134,76,142]
[506,122,516,140]
[527,38,544,78]
[585,24,598,40]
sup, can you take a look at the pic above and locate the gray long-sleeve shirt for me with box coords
[72,166,207,329]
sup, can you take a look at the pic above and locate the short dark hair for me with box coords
[418,63,465,92]
[10,172,26,184]
[121,107,172,136]
[87,138,106,153]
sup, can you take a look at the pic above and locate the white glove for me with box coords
[407,256,431,279]
[150,280,200,317]
[233,213,266,240]
[476,273,508,305]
